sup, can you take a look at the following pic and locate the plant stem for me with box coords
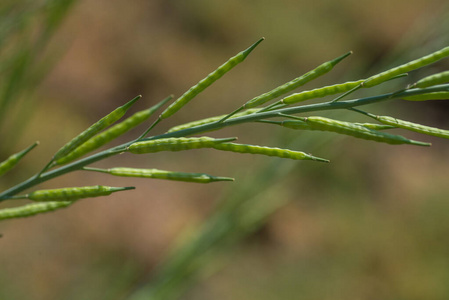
[0,84,447,201]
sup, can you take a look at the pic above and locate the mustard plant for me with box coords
[0,39,448,222]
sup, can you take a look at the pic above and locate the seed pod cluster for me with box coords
[85,167,234,183]
[301,116,430,146]
[53,96,141,161]
[0,201,73,220]
[27,185,134,202]
[243,51,352,109]
[0,142,38,177]
[212,142,329,162]
[159,38,264,120]
[363,46,449,88]
[55,96,171,165]
[127,137,237,154]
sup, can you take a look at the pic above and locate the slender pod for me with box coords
[353,123,396,130]
[330,74,409,103]
[265,119,311,130]
[402,91,449,101]
[261,119,395,131]
[55,96,172,165]
[281,80,364,105]
[159,38,264,120]
[84,167,234,183]
[0,201,73,220]
[27,185,134,201]
[301,116,430,146]
[212,142,329,162]
[53,95,141,160]
[0,142,39,177]
[366,114,449,139]
[363,46,449,88]
[243,51,353,109]
[127,137,237,154]
[167,109,260,133]
[414,71,449,88]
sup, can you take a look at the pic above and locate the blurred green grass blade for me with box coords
[0,0,77,149]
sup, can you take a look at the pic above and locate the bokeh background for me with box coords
[1,0,448,299]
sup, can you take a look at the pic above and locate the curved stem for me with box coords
[0,84,448,201]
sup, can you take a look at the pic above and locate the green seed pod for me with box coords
[402,92,449,101]
[243,51,352,109]
[212,142,329,162]
[353,123,396,130]
[363,46,449,88]
[371,115,449,139]
[415,71,449,88]
[277,120,311,130]
[302,116,430,146]
[159,38,264,120]
[167,109,260,133]
[127,137,237,154]
[0,201,73,221]
[281,80,364,105]
[55,96,172,165]
[264,119,395,131]
[53,95,141,161]
[27,185,134,202]
[84,167,234,183]
[0,142,39,177]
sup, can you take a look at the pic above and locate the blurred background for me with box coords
[0,0,448,299]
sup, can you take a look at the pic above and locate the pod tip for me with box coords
[214,176,235,182]
[331,51,353,66]
[242,37,265,58]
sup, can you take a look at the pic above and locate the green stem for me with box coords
[0,84,448,202]
[138,118,161,140]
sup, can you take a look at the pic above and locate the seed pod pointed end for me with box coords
[308,155,330,163]
[110,186,136,193]
[411,140,432,147]
[217,137,238,143]
[211,176,235,182]
[242,37,265,59]
[330,51,353,67]
[121,95,142,111]
[122,186,136,191]
[23,141,40,155]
